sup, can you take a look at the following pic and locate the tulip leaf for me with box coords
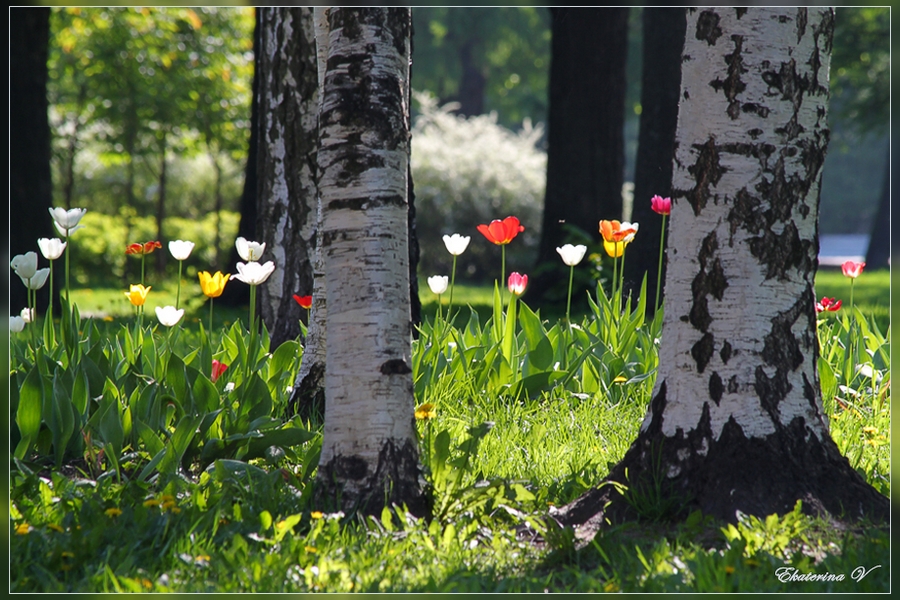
[15,364,44,459]
[518,302,553,371]
[50,372,77,466]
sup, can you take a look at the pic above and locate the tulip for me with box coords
[126,240,161,287]
[235,237,266,262]
[49,207,87,231]
[507,272,528,297]
[233,260,276,335]
[815,297,842,313]
[198,271,230,332]
[20,308,34,323]
[233,261,275,286]
[38,238,67,260]
[53,221,85,237]
[155,305,184,327]
[10,315,26,333]
[477,216,525,286]
[650,195,671,216]
[212,360,229,383]
[22,268,50,291]
[427,275,449,295]
[557,244,587,325]
[293,294,312,309]
[841,260,865,319]
[650,196,671,313]
[125,284,151,307]
[599,220,639,306]
[168,240,194,261]
[442,233,471,308]
[10,252,38,280]
[556,244,587,267]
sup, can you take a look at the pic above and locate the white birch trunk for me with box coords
[555,7,888,530]
[315,8,423,514]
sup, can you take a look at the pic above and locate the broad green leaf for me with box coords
[15,364,44,459]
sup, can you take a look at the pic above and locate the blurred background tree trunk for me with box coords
[623,8,686,315]
[10,7,54,315]
[532,7,629,304]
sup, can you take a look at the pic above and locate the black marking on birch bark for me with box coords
[748,221,814,281]
[329,194,406,212]
[709,35,746,119]
[796,8,808,44]
[735,7,747,19]
[329,454,369,481]
[681,137,726,216]
[748,128,763,139]
[802,373,820,415]
[720,340,733,364]
[709,371,724,405]
[808,9,833,95]
[695,10,722,45]
[691,333,715,374]
[727,375,739,393]
[380,358,412,375]
[644,381,667,437]
[741,103,769,118]
[689,230,727,333]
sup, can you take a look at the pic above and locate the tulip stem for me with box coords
[611,243,619,303]
[501,245,506,293]
[654,214,667,315]
[209,297,215,336]
[449,255,457,310]
[619,249,627,313]
[566,264,574,326]
[64,237,71,303]
[175,260,183,310]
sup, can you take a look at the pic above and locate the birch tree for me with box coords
[256,7,319,350]
[313,7,425,516]
[555,7,888,535]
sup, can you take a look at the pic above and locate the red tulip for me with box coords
[815,297,842,313]
[507,272,528,296]
[293,294,312,309]
[477,216,525,245]
[650,195,671,216]
[841,260,865,279]
[126,241,162,255]
[211,360,228,382]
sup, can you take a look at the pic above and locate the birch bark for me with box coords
[314,8,424,516]
[256,7,319,350]
[554,7,888,534]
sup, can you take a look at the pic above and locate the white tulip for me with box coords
[620,221,639,244]
[49,207,87,229]
[10,315,26,333]
[155,305,185,327]
[20,308,34,323]
[442,234,471,256]
[232,261,276,285]
[235,237,266,262]
[427,275,449,295]
[168,239,195,261]
[556,244,588,267]
[22,268,50,290]
[10,252,38,279]
[37,238,67,260]
[54,221,85,237]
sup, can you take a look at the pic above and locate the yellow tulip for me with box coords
[199,271,230,298]
[124,284,151,307]
[603,239,631,258]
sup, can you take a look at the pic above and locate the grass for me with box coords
[11,268,891,593]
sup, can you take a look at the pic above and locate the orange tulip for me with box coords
[477,216,525,245]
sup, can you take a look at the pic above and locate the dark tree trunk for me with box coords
[10,7,53,315]
[256,7,319,350]
[863,141,890,269]
[220,9,261,308]
[154,135,168,275]
[623,8,686,315]
[211,154,224,269]
[456,40,485,117]
[532,7,629,304]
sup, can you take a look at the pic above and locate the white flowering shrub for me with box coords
[411,91,546,282]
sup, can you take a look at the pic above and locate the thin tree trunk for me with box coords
[256,7,319,350]
[532,7,629,303]
[154,134,168,275]
[314,7,425,517]
[623,8,686,314]
[863,140,890,269]
[555,7,888,537]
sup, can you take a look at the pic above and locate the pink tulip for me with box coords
[212,360,229,382]
[650,195,671,216]
[815,297,842,313]
[507,272,528,297]
[841,260,865,279]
